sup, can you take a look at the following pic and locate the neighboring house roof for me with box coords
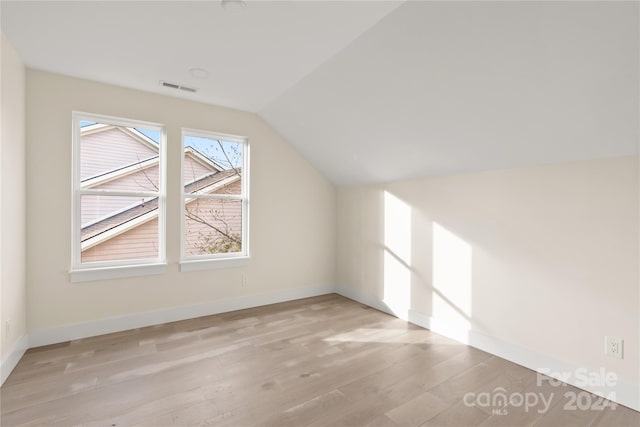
[184,168,239,195]
[80,125,223,189]
[82,198,160,250]
[81,124,160,154]
[184,146,224,173]
[81,168,241,250]
[80,124,240,251]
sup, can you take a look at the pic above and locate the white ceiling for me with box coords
[262,1,640,184]
[1,0,401,112]
[3,1,638,185]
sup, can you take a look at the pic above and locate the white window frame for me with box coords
[180,128,250,271]
[70,112,167,282]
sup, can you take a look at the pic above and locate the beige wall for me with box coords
[1,34,27,360]
[26,70,336,332]
[337,156,639,385]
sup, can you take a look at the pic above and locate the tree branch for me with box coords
[185,204,241,245]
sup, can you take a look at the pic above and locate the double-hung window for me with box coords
[71,112,166,281]
[181,129,249,270]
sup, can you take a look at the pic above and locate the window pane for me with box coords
[184,198,242,256]
[183,135,242,195]
[81,195,159,263]
[80,122,161,191]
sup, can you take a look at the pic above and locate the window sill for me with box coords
[180,256,250,272]
[70,263,167,283]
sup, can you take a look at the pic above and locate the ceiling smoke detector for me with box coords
[189,68,210,79]
[221,0,246,11]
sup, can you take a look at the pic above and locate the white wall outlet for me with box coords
[241,275,248,287]
[605,336,623,359]
[5,319,10,337]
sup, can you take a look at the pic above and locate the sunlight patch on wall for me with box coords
[432,222,472,342]
[383,191,411,318]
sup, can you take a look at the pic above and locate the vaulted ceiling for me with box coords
[3,1,638,185]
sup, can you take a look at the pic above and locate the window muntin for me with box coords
[181,129,248,260]
[72,113,166,270]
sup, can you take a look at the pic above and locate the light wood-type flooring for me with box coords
[1,294,638,426]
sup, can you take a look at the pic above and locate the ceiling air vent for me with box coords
[159,80,198,93]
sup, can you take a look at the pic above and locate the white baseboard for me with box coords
[1,334,28,386]
[335,287,639,412]
[29,284,336,348]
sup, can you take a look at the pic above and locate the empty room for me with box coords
[0,1,638,426]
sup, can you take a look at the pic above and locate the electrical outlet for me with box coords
[605,336,623,359]
[241,275,248,287]
[5,319,10,337]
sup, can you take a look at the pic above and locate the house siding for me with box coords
[81,193,152,227]
[80,155,223,225]
[82,218,159,263]
[83,196,243,261]
[98,165,160,192]
[184,156,215,183]
[80,164,160,226]
[81,127,157,180]
[213,178,241,195]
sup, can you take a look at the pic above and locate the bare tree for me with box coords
[135,137,243,255]
[183,139,243,255]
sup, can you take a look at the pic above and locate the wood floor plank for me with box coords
[590,404,640,427]
[421,399,492,426]
[1,294,636,426]
[385,391,450,426]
